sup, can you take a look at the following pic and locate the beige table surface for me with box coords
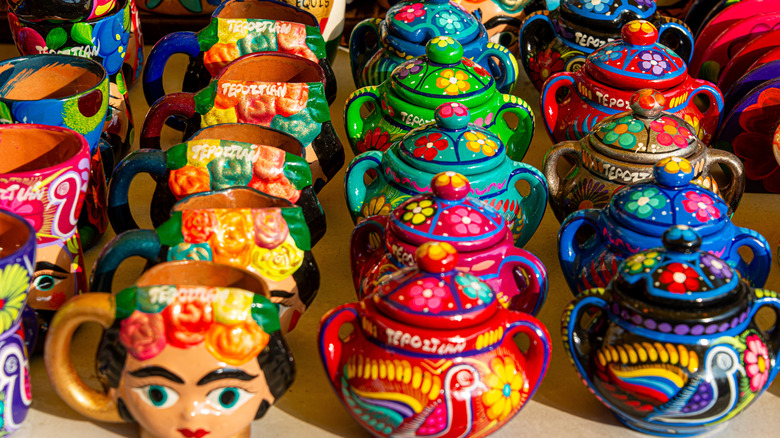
[10,43,780,437]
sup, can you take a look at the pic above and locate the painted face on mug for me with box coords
[28,242,76,311]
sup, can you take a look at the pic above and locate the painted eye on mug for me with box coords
[206,387,252,411]
[32,272,66,291]
[133,385,180,409]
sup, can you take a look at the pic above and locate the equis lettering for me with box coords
[385,327,466,355]
[226,20,292,35]
[221,81,288,98]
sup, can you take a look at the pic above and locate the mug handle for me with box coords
[89,230,163,293]
[495,95,535,162]
[344,151,383,223]
[474,43,519,94]
[318,304,363,382]
[657,17,694,64]
[140,92,198,150]
[728,228,772,288]
[543,141,584,203]
[500,249,548,317]
[689,80,725,138]
[508,163,548,247]
[349,18,382,88]
[108,149,168,234]
[540,74,577,143]
[748,290,780,378]
[558,209,604,295]
[704,148,744,216]
[518,12,555,75]
[143,32,201,112]
[44,293,123,423]
[504,311,552,400]
[350,215,388,296]
[344,87,381,155]
[561,288,610,385]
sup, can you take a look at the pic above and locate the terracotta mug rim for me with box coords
[187,123,306,157]
[213,0,320,28]
[0,123,90,176]
[0,54,107,103]
[0,209,37,268]
[15,0,129,25]
[172,186,295,211]
[135,260,269,298]
[215,51,326,85]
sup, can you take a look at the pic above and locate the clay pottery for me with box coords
[141,52,344,192]
[654,0,696,19]
[544,89,743,223]
[454,0,549,57]
[92,187,319,334]
[320,242,551,437]
[520,0,694,91]
[143,0,336,116]
[6,0,116,20]
[559,156,769,296]
[281,0,346,62]
[717,28,780,95]
[108,124,326,245]
[351,171,548,315]
[563,225,780,436]
[345,37,534,159]
[46,260,295,438]
[137,0,216,15]
[123,0,144,88]
[350,0,519,92]
[345,103,547,245]
[541,20,723,145]
[683,0,723,35]
[722,59,780,117]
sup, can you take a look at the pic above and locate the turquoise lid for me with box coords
[385,0,481,46]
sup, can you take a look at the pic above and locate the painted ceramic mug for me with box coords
[141,52,344,192]
[6,0,117,21]
[93,187,319,334]
[281,0,345,62]
[46,260,295,438]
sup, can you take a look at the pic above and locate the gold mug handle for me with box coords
[44,293,123,423]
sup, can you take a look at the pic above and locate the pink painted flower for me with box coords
[394,3,425,23]
[407,278,448,313]
[682,191,721,222]
[745,334,769,392]
[119,311,167,360]
[0,196,45,232]
[446,206,484,235]
[437,102,468,118]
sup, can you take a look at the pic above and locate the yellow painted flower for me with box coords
[250,235,304,281]
[430,36,454,48]
[359,195,392,221]
[434,171,467,189]
[436,69,471,95]
[482,356,527,421]
[464,131,498,156]
[401,199,436,225]
[213,287,254,325]
[625,251,659,274]
[683,114,702,138]
[657,156,692,174]
[419,242,456,261]
[203,106,238,126]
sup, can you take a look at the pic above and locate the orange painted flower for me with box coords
[203,43,241,76]
[169,165,211,198]
[163,294,214,348]
[119,311,166,360]
[210,209,253,266]
[205,321,268,366]
[436,69,471,95]
[252,208,289,249]
[181,210,217,243]
[277,22,317,62]
[482,356,527,421]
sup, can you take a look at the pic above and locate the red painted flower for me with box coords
[355,127,391,153]
[407,277,449,313]
[413,133,448,161]
[463,57,490,77]
[528,48,565,89]
[181,210,217,243]
[394,3,425,23]
[731,87,780,192]
[163,293,214,348]
[658,263,699,294]
[446,206,484,235]
[681,191,721,222]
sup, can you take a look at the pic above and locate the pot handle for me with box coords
[143,32,201,110]
[704,147,744,216]
[558,209,604,295]
[561,288,611,386]
[350,215,389,296]
[728,227,772,288]
[500,249,548,316]
[89,230,163,293]
[518,11,555,74]
[689,80,725,134]
[473,43,519,94]
[495,95,535,162]
[543,141,583,202]
[318,304,363,382]
[540,74,577,143]
[343,87,382,155]
[657,17,694,64]
[108,149,168,234]
[44,293,123,423]
[748,290,780,372]
[504,311,552,399]
[349,18,382,88]
[140,92,198,150]
[507,163,548,247]
[344,151,383,223]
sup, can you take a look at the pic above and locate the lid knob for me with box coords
[426,36,464,65]
[662,225,702,254]
[435,102,471,130]
[630,88,665,119]
[621,20,659,47]
[432,171,471,201]
[416,242,458,273]
[653,157,694,188]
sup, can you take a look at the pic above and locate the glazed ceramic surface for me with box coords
[7,0,116,20]
[688,0,743,36]
[559,157,769,295]
[345,103,547,245]
[345,37,534,160]
[520,0,694,91]
[0,210,36,340]
[541,20,723,145]
[46,261,295,438]
[544,89,743,223]
[320,242,551,437]
[143,0,336,115]
[562,226,780,436]
[0,320,31,435]
[282,0,346,61]
[93,187,318,334]
[141,52,344,192]
[350,0,519,93]
[123,0,144,87]
[717,29,780,94]
[722,59,780,118]
[138,0,217,15]
[654,0,696,19]
[454,0,548,56]
[351,172,548,315]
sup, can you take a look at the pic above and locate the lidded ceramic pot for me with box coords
[563,225,780,436]
[320,242,551,438]
[541,20,723,145]
[345,37,534,159]
[351,171,548,315]
[558,156,770,295]
[544,88,743,223]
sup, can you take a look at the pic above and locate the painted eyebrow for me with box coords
[128,366,184,384]
[197,369,257,386]
[35,261,69,274]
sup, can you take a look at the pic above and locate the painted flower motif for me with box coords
[600,115,645,148]
[464,131,498,156]
[528,48,565,89]
[0,196,44,232]
[380,98,395,117]
[397,59,424,79]
[205,320,268,366]
[210,210,254,267]
[463,57,491,77]
[682,191,721,222]
[435,12,463,32]
[413,133,449,161]
[563,179,611,211]
[638,50,671,76]
[181,210,217,244]
[745,334,770,392]
[650,118,692,148]
[624,187,667,219]
[433,171,468,189]
[683,114,702,138]
[93,11,130,75]
[454,273,493,303]
[658,263,699,294]
[438,102,468,118]
[430,36,456,48]
[167,242,213,261]
[580,0,612,13]
[355,127,392,154]
[401,199,436,225]
[635,0,653,6]
[169,165,211,198]
[483,356,526,421]
[360,195,393,221]
[252,208,289,249]
[730,87,780,192]
[446,206,484,235]
[119,311,166,360]
[394,3,425,23]
[250,237,304,281]
[163,293,214,348]
[407,277,448,313]
[625,251,659,274]
[0,264,30,333]
[592,49,621,63]
[553,18,574,39]
[700,252,732,279]
[436,69,471,95]
[658,156,693,174]
[15,27,47,55]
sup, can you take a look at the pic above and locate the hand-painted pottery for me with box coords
[143,0,336,117]
[6,0,116,20]
[141,52,344,192]
[123,0,144,87]
[108,129,326,245]
[520,0,694,91]
[93,187,318,334]
[0,320,31,434]
[559,157,769,295]
[345,37,534,159]
[0,210,36,338]
[46,260,295,438]
[722,59,780,118]
[544,89,743,223]
[541,20,723,145]
[137,0,217,15]
[454,0,549,57]
[654,0,696,19]
[351,172,548,315]
[350,0,519,92]
[320,242,551,438]
[562,226,780,436]
[345,103,547,244]
[281,0,346,62]
[717,29,780,94]
[687,0,745,36]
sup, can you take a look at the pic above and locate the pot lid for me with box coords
[388,171,507,251]
[560,0,656,27]
[372,242,498,329]
[609,156,728,238]
[584,20,687,90]
[589,89,698,163]
[385,0,481,46]
[399,103,506,174]
[388,37,496,109]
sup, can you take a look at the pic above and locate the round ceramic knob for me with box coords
[621,20,659,47]
[426,36,464,65]
[662,225,702,254]
[431,171,471,201]
[435,102,471,130]
[415,241,458,273]
[653,157,694,188]
[630,88,665,119]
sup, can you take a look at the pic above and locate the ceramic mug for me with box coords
[46,260,295,438]
[6,0,117,21]
[281,0,345,62]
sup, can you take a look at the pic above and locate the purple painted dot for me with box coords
[719,322,730,332]
[691,325,704,335]
[659,322,672,333]
[644,319,657,330]
[632,314,643,325]
[705,324,719,334]
[674,324,690,335]
[621,310,631,320]
[731,317,739,328]
[740,311,748,323]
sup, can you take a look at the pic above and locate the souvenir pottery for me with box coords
[349,0,519,93]
[7,0,117,20]
[137,0,217,15]
[722,60,780,118]
[282,0,346,62]
[345,103,547,245]
[654,0,696,19]
[93,187,319,334]
[0,55,110,250]
[351,172,548,315]
[562,226,780,436]
[0,207,36,353]
[454,0,549,56]
[716,29,780,95]
[544,89,743,223]
[46,261,295,438]
[141,52,344,192]
[520,0,694,91]
[143,0,337,116]
[123,0,144,88]
[320,242,551,437]
[558,156,770,297]
[345,37,534,159]
[108,129,326,245]
[541,20,723,145]
[683,0,723,35]
[0,319,31,435]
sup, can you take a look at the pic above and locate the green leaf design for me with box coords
[46,27,67,51]
[280,207,311,251]
[71,23,93,46]
[179,0,203,14]
[0,102,14,123]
